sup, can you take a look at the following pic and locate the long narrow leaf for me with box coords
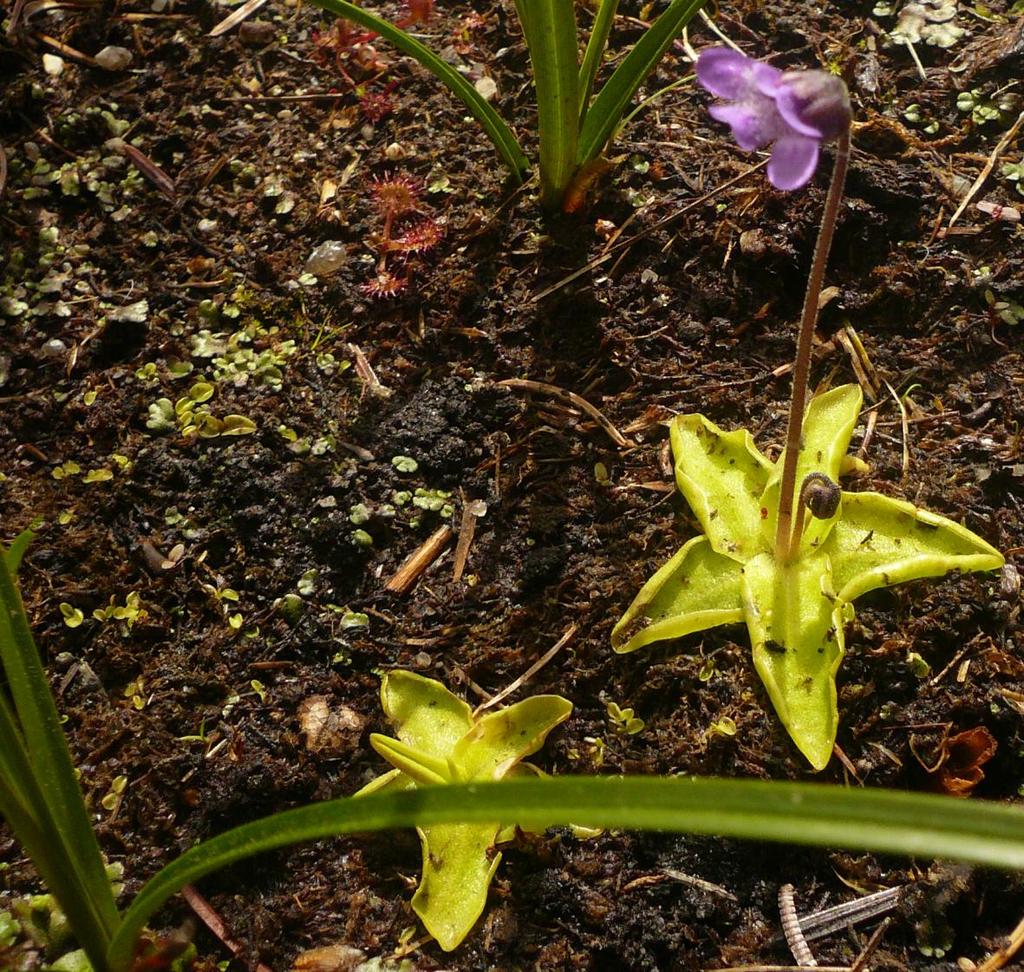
[0,545,120,960]
[306,0,529,181]
[512,0,531,37]
[110,776,1024,970]
[578,0,706,164]
[0,684,116,972]
[4,529,33,573]
[578,0,620,121]
[517,0,580,207]
[0,768,103,972]
[0,690,44,835]
[0,533,49,837]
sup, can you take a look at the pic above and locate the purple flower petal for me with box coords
[709,103,774,151]
[767,135,820,191]
[751,61,783,96]
[775,71,852,141]
[696,47,754,99]
[774,84,828,138]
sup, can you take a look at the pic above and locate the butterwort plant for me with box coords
[302,0,706,208]
[2,532,1024,967]
[355,671,572,950]
[613,49,1003,770]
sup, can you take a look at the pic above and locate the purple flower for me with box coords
[696,47,851,191]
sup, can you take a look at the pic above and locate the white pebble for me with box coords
[305,240,348,276]
[475,76,498,101]
[94,46,133,71]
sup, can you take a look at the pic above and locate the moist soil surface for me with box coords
[2,0,1024,969]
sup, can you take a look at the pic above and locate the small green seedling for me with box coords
[613,384,1003,770]
[356,671,572,950]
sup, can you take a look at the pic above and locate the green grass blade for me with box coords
[517,0,580,207]
[306,0,528,181]
[578,0,706,164]
[4,529,34,573]
[0,546,120,958]
[109,776,1024,970]
[578,0,620,121]
[0,767,108,972]
[0,530,45,831]
[0,690,44,832]
[512,0,531,37]
[0,685,117,972]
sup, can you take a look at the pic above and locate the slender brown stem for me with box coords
[774,132,851,563]
[790,492,809,560]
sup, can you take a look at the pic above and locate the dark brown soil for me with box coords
[2,0,1024,968]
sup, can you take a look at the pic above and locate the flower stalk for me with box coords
[774,130,851,563]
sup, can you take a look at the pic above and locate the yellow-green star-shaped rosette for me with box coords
[613,384,1003,770]
[356,671,571,950]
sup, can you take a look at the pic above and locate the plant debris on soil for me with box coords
[2,0,1024,968]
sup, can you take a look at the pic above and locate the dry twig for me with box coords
[499,378,633,448]
[120,143,176,198]
[181,884,273,972]
[452,498,487,583]
[349,343,390,398]
[882,379,911,482]
[947,110,1024,230]
[208,0,270,37]
[849,918,891,972]
[976,913,1024,972]
[34,32,97,65]
[714,967,852,972]
[473,624,578,716]
[385,526,452,594]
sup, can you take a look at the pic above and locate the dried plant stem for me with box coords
[385,526,452,594]
[779,883,818,967]
[774,131,851,563]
